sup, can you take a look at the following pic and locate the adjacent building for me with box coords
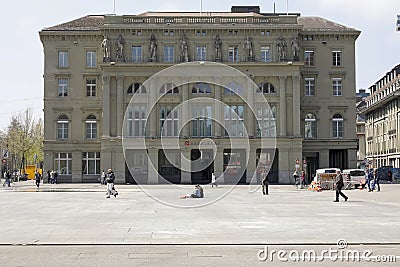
[364,64,400,168]
[39,6,360,184]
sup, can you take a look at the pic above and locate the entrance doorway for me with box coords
[158,149,181,184]
[256,148,279,183]
[329,149,348,170]
[223,149,246,184]
[191,149,214,184]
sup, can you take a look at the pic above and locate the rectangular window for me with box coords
[332,78,343,96]
[86,51,96,67]
[86,78,96,97]
[256,106,276,137]
[58,78,68,97]
[260,46,271,62]
[304,51,314,66]
[332,51,342,66]
[127,106,146,137]
[224,105,244,136]
[82,152,100,175]
[57,122,68,139]
[192,106,212,137]
[54,152,72,175]
[164,46,175,62]
[58,51,69,68]
[228,46,239,62]
[131,46,142,62]
[85,121,97,139]
[160,105,179,137]
[196,46,207,61]
[333,121,343,138]
[304,78,315,96]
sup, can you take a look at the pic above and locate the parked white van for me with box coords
[342,169,366,188]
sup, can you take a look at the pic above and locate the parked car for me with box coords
[342,169,366,188]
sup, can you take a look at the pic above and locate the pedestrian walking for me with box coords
[35,170,41,188]
[367,169,373,192]
[3,170,11,187]
[300,170,306,188]
[46,170,51,184]
[333,170,348,202]
[293,170,299,187]
[261,169,269,195]
[211,172,217,187]
[374,169,380,192]
[106,168,118,198]
[100,170,106,185]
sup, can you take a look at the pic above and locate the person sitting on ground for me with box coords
[180,184,204,199]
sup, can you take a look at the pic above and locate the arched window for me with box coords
[257,81,276,94]
[160,83,179,95]
[85,115,97,139]
[304,113,317,138]
[127,83,146,94]
[57,114,69,140]
[192,83,212,94]
[332,113,343,138]
[224,81,243,95]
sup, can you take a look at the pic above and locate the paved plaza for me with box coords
[1,181,400,266]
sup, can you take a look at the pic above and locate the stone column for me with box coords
[246,79,255,137]
[148,78,157,138]
[181,77,190,138]
[147,148,159,184]
[214,77,223,137]
[247,145,257,184]
[102,75,110,137]
[181,149,192,184]
[116,76,124,137]
[71,151,82,183]
[214,147,224,184]
[292,75,301,137]
[320,149,330,168]
[279,76,287,137]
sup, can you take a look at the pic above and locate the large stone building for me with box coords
[364,64,400,168]
[39,6,360,184]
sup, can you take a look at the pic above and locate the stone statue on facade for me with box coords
[180,35,189,62]
[214,35,222,61]
[243,36,254,61]
[116,35,125,62]
[149,33,157,62]
[101,36,111,62]
[277,36,287,61]
[291,37,300,61]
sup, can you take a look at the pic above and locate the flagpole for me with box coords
[113,0,116,15]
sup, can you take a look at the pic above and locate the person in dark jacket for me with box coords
[334,170,348,202]
[374,169,380,192]
[261,169,269,195]
[35,170,41,188]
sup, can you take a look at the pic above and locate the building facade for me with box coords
[39,6,360,184]
[364,65,400,169]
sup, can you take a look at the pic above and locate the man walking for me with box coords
[35,170,41,188]
[334,170,348,202]
[261,169,269,195]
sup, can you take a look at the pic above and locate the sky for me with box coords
[0,0,399,130]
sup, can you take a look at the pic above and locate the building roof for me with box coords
[297,16,358,32]
[42,13,358,33]
[42,15,104,31]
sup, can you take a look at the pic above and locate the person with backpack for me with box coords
[261,169,269,195]
[334,170,348,202]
